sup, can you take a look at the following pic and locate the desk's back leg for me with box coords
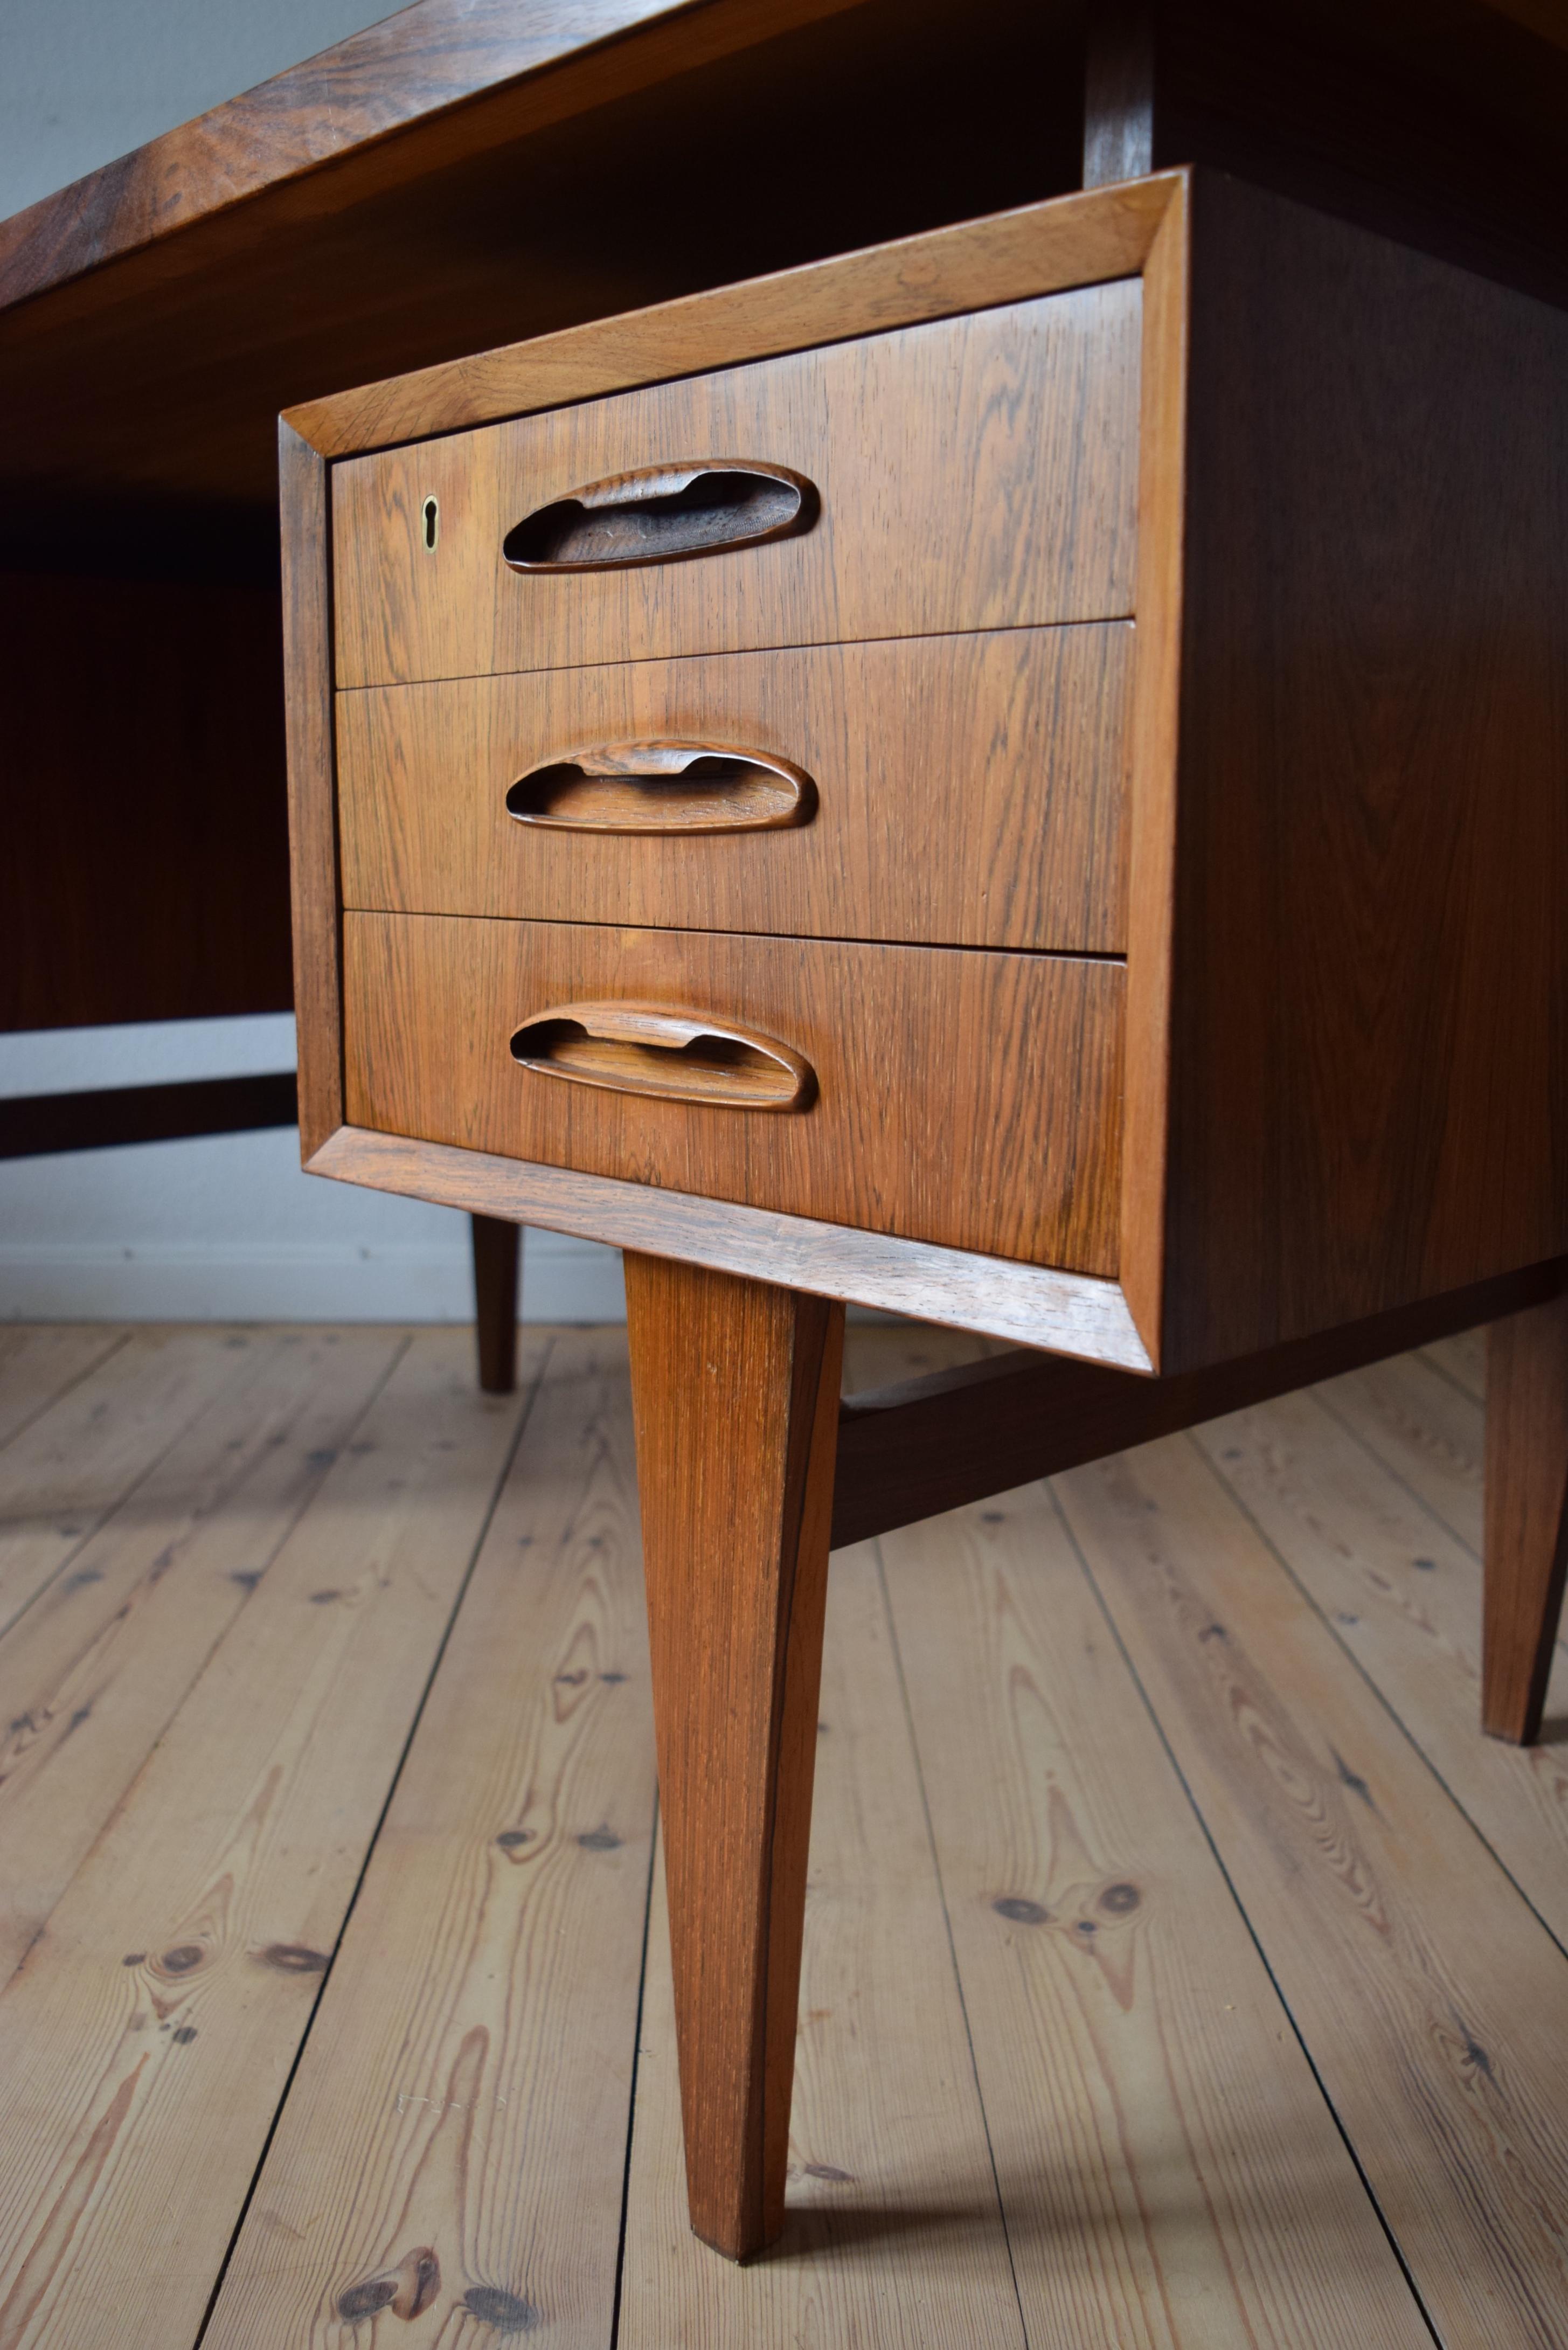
[624,1253,844,2259]
[1484,1291,1568,1743]
[470,1214,521,1394]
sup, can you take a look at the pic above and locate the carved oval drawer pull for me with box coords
[505,741,814,834]
[502,461,817,571]
[510,1001,815,1111]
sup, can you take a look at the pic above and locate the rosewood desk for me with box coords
[5,0,1568,2268]
[5,0,1565,1382]
[286,144,1568,2256]
[3,0,1099,1380]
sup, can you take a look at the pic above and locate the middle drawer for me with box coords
[337,623,1132,952]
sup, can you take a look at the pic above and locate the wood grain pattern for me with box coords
[0,1328,283,1642]
[1058,1433,1568,2346]
[280,421,343,1160]
[1323,1348,1487,1555]
[1118,169,1188,1362]
[1189,1382,1568,1949]
[1083,0,1156,186]
[0,1329,400,1980]
[293,174,1177,456]
[336,624,1133,952]
[831,1262,1566,1550]
[206,1332,654,2349]
[1156,172,1568,1367]
[330,284,1142,687]
[343,913,1126,1275]
[0,1329,124,1452]
[623,1256,842,2257]
[307,167,1568,1393]
[882,1478,1432,2346]
[0,571,291,1033]
[5,1318,1568,2333]
[619,1544,1027,2336]
[1323,1335,1568,1746]
[0,1331,533,2350]
[307,1125,1153,1364]
[1483,1295,1568,1743]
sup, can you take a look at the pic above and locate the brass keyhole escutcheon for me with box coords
[421,496,439,552]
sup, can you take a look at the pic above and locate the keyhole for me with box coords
[422,496,439,552]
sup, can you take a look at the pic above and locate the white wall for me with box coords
[0,1017,627,1325]
[0,1,625,1322]
[0,0,388,216]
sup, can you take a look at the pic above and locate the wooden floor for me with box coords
[0,1319,1565,2347]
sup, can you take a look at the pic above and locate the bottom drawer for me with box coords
[343,913,1125,1275]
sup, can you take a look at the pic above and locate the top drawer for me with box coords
[332,282,1141,689]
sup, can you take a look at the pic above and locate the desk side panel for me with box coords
[0,572,292,1033]
[1163,173,1568,1367]
[280,421,343,1158]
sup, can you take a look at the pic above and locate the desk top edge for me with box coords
[0,0,859,318]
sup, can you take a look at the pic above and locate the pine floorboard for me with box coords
[0,1328,126,1450]
[0,1319,1563,2347]
[0,1330,539,2349]
[207,1331,655,2349]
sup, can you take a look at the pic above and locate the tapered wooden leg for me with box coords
[469,1214,520,1394]
[1484,1292,1568,1743]
[624,1253,845,2259]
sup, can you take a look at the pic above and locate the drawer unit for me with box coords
[336,624,1133,952]
[294,170,1568,1372]
[343,913,1125,1275]
[331,283,1141,688]
[283,164,1568,2288]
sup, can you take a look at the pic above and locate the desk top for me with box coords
[3,0,1565,574]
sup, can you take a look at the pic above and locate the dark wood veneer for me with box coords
[1161,176,1568,1365]
[303,171,1568,1385]
[13,0,1568,2276]
[306,1126,1151,1363]
[279,424,345,1161]
[832,1264,1566,1549]
[336,626,1133,952]
[625,1252,843,2258]
[0,572,292,1035]
[342,913,1127,1277]
[330,286,1141,688]
[0,1075,299,1160]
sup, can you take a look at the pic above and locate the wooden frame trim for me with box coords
[283,172,1187,457]
[305,1126,1155,1368]
[279,420,344,1159]
[832,1257,1565,1547]
[1119,168,1189,1367]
